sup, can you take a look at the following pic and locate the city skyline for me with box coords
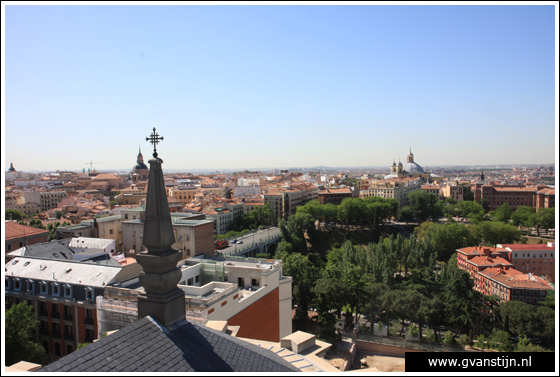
[3,3,558,172]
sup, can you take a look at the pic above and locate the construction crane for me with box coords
[85,161,104,172]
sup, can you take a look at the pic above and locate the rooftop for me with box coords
[38,316,299,372]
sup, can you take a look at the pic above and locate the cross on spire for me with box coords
[146,127,164,157]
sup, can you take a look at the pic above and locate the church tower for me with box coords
[136,128,186,327]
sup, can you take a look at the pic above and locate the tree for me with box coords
[461,185,474,201]
[511,206,535,229]
[28,219,46,229]
[489,203,512,224]
[457,201,485,223]
[443,330,455,346]
[5,302,47,366]
[6,209,27,221]
[531,208,555,236]
[490,329,512,351]
[407,191,439,222]
[471,221,521,246]
[424,222,478,261]
[400,206,414,224]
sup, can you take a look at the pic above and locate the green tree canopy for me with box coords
[5,302,47,366]
[489,203,513,224]
[6,209,27,221]
[471,221,521,246]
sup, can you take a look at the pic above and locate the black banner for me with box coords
[405,352,556,372]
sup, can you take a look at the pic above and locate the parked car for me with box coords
[238,240,243,244]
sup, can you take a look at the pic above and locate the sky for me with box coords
[2,3,558,172]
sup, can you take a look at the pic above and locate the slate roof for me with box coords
[6,257,122,287]
[39,316,300,373]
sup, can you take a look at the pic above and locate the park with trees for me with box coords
[271,194,555,351]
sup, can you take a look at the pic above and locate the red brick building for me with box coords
[473,182,555,211]
[456,245,554,304]
[497,243,555,284]
[318,188,353,205]
[477,267,553,304]
[5,221,49,255]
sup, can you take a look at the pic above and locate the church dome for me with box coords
[133,162,148,170]
[402,162,425,174]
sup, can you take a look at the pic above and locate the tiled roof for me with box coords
[4,222,49,240]
[39,316,299,372]
[480,268,553,290]
[468,256,513,267]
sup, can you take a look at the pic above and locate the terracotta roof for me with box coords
[457,246,507,255]
[480,268,553,290]
[4,222,49,241]
[468,256,513,267]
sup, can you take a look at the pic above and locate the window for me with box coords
[85,308,93,320]
[52,283,60,296]
[110,229,114,235]
[20,241,23,247]
[63,284,72,298]
[195,275,200,283]
[43,340,49,353]
[66,344,74,355]
[51,303,59,315]
[40,282,48,295]
[85,288,94,302]
[54,342,61,356]
[125,214,129,220]
[187,278,194,285]
[187,249,191,256]
[251,279,258,287]
[14,279,22,291]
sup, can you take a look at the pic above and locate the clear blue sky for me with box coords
[3,4,558,172]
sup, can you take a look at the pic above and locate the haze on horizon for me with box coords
[3,4,558,173]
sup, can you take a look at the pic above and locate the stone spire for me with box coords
[8,162,16,172]
[136,128,185,327]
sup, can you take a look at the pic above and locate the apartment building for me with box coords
[95,255,293,343]
[169,185,197,207]
[497,243,555,284]
[473,182,555,211]
[24,190,67,212]
[456,245,554,304]
[361,178,421,208]
[5,255,141,362]
[477,267,553,304]
[440,184,464,201]
[122,212,214,258]
[317,187,353,205]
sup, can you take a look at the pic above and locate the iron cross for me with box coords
[146,127,164,158]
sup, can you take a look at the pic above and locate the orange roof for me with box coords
[458,246,507,255]
[4,222,49,241]
[468,256,513,267]
[480,268,553,290]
